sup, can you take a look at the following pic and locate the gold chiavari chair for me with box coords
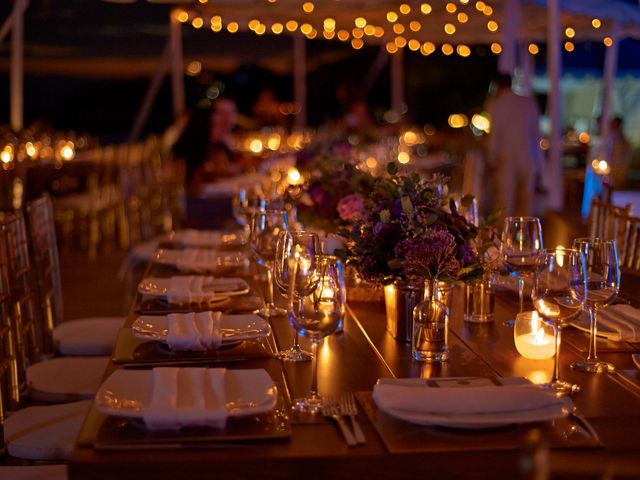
[25,194,124,357]
[620,215,640,272]
[587,197,632,247]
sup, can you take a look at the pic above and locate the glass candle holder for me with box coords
[514,311,555,360]
[464,271,495,323]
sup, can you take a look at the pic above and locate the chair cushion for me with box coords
[53,317,123,356]
[5,401,91,460]
[27,357,109,403]
[0,466,68,480]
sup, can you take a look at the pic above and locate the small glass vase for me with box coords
[412,279,450,363]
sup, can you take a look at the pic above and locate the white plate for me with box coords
[137,277,250,300]
[132,314,271,343]
[376,378,568,429]
[94,369,277,419]
[155,249,245,271]
[168,230,246,248]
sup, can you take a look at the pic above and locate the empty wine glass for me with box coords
[273,230,321,362]
[251,207,288,317]
[232,184,263,231]
[571,238,620,373]
[288,255,342,413]
[501,216,543,327]
[532,248,586,396]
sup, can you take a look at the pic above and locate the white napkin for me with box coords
[173,230,222,248]
[142,367,227,430]
[597,304,640,342]
[373,382,561,416]
[174,249,218,273]
[166,276,214,304]
[167,312,222,351]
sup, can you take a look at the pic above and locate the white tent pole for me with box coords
[547,0,563,210]
[600,24,620,163]
[129,37,173,142]
[10,0,25,132]
[169,10,185,121]
[293,34,307,128]
[390,48,404,114]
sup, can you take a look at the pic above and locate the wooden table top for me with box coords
[69,264,640,480]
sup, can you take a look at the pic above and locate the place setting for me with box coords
[153,248,247,274]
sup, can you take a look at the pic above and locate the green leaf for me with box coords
[387,161,398,175]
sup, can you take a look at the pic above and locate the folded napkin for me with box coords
[173,230,222,248]
[174,249,218,273]
[166,276,215,304]
[167,311,222,351]
[373,382,561,416]
[142,367,227,430]
[597,304,640,342]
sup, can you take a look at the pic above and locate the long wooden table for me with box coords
[69,266,640,479]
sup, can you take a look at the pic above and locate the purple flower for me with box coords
[395,229,461,280]
[457,243,476,265]
[337,194,365,221]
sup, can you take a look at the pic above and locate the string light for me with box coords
[420,3,432,14]
[386,42,399,53]
[302,2,314,13]
[446,2,457,13]
[191,17,203,28]
[476,1,486,11]
[565,27,575,38]
[395,36,407,48]
[374,26,385,37]
[211,22,222,32]
[490,42,502,54]
[409,21,421,32]
[564,41,574,52]
[408,39,421,51]
[337,29,350,41]
[227,21,239,33]
[355,17,367,28]
[483,5,493,15]
[603,36,613,47]
[457,44,471,57]
[387,11,398,22]
[176,10,189,23]
[300,23,312,34]
[352,28,364,38]
[364,25,376,35]
[351,38,364,49]
[528,43,539,55]
[324,30,335,39]
[457,12,468,23]
[442,43,454,55]
[487,20,498,32]
[271,23,283,34]
[286,20,298,31]
[393,24,405,34]
[399,3,411,14]
[255,23,266,35]
[248,19,260,30]
[306,28,317,39]
[421,42,436,55]
[444,23,456,34]
[324,18,336,32]
[592,18,601,29]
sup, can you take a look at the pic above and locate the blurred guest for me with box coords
[486,73,542,216]
[172,97,249,194]
[609,116,632,189]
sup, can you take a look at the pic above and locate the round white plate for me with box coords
[94,369,277,419]
[138,277,250,299]
[132,314,271,343]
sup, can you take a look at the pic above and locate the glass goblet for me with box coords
[288,256,342,413]
[532,248,586,396]
[571,238,620,373]
[501,216,543,327]
[251,207,288,317]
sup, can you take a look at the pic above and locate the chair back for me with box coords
[0,212,37,407]
[26,194,64,355]
[619,215,640,272]
[588,197,632,248]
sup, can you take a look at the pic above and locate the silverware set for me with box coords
[321,393,366,447]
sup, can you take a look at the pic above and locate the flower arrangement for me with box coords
[338,162,499,286]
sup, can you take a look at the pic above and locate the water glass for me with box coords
[464,271,495,323]
[412,299,449,363]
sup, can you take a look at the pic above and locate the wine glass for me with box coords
[501,216,543,327]
[273,230,321,362]
[532,248,586,396]
[571,238,620,373]
[288,255,343,413]
[232,184,263,231]
[251,207,289,317]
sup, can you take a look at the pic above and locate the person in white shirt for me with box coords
[486,74,543,216]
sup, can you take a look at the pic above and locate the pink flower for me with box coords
[337,194,365,221]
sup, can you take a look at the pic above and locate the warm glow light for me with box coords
[565,27,575,38]
[598,159,609,172]
[420,42,435,56]
[302,1,314,13]
[191,17,203,29]
[604,36,613,47]
[248,19,260,30]
[579,132,590,144]
[227,21,239,33]
[301,23,313,34]
[592,18,601,29]
[528,43,539,55]
[355,17,367,28]
[323,30,335,39]
[267,135,281,151]
[420,3,432,14]
[457,44,471,57]
[374,26,384,37]
[448,113,468,128]
[364,25,376,36]
[337,29,349,41]
[564,41,574,52]
[1,146,13,164]
[483,5,493,15]
[395,36,407,48]
[352,28,364,38]
[286,20,298,31]
[393,23,405,34]
[324,18,336,31]
[287,167,303,185]
[491,42,502,54]
[397,151,410,164]
[271,23,283,34]
[176,10,189,23]
[249,139,263,154]
[457,12,468,23]
[365,157,378,169]
[409,21,421,32]
[471,113,490,132]
[399,3,411,14]
[487,20,498,32]
[186,60,202,75]
[211,23,222,32]
[25,142,37,158]
[307,28,317,39]
[351,38,364,49]
[386,42,398,53]
[446,2,457,13]
[442,43,454,55]
[408,39,421,51]
[255,23,266,35]
[444,23,456,34]
[60,142,75,161]
[475,1,486,11]
[387,11,398,22]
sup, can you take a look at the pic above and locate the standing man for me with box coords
[486,74,543,216]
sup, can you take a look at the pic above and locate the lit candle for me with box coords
[514,311,556,360]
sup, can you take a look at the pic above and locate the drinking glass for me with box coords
[288,255,342,413]
[232,184,263,229]
[532,248,586,396]
[501,216,543,327]
[273,230,321,362]
[251,207,288,317]
[571,238,620,373]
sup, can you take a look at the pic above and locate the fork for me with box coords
[340,393,366,444]
[321,399,357,447]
